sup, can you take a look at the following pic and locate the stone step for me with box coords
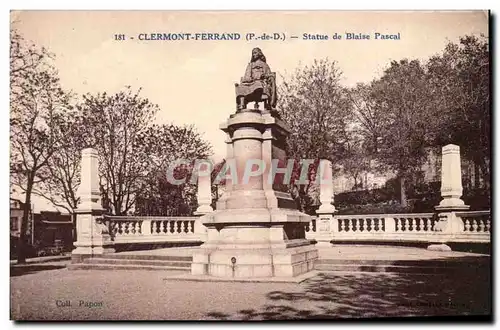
[315,257,490,267]
[314,263,484,274]
[91,254,192,262]
[68,263,190,272]
[83,258,192,268]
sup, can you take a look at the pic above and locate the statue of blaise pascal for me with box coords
[235,47,277,112]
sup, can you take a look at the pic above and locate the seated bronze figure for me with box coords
[235,47,277,111]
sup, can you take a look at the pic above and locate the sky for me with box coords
[10,10,488,211]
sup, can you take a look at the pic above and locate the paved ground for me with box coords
[11,261,491,320]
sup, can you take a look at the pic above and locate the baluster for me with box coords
[135,221,141,234]
[395,218,400,232]
[464,219,471,232]
[359,219,364,232]
[152,221,158,234]
[401,218,406,232]
[486,219,491,232]
[471,219,478,232]
[366,218,372,232]
[374,219,379,232]
[409,218,414,232]
[159,221,165,234]
[180,221,186,233]
[346,219,351,232]
[187,221,193,233]
[478,219,485,232]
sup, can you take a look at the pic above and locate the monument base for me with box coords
[192,242,318,278]
[191,207,318,278]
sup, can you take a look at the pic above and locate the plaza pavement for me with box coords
[10,245,491,320]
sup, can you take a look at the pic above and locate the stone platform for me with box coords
[112,244,489,261]
[69,245,490,277]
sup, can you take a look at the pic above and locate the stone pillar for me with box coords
[192,110,318,278]
[436,144,469,211]
[429,144,469,251]
[194,161,214,215]
[314,160,336,247]
[72,148,114,263]
[317,160,336,214]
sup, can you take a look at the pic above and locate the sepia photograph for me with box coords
[9,10,491,321]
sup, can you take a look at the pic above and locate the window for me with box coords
[10,217,19,231]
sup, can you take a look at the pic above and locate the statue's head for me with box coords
[251,47,266,63]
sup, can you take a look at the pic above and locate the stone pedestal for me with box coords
[191,110,318,278]
[72,148,114,263]
[429,144,469,251]
[314,159,336,247]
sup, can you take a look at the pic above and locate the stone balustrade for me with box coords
[103,216,206,244]
[305,211,490,244]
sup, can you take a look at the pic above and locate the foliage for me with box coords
[278,59,352,211]
[426,35,490,188]
[134,124,212,216]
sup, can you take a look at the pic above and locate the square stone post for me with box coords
[429,144,469,251]
[315,159,337,247]
[436,144,469,211]
[72,148,114,263]
[194,160,214,215]
[193,161,213,241]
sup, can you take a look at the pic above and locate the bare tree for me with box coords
[75,87,158,215]
[10,29,71,263]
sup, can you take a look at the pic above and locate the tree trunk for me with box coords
[474,159,481,189]
[71,212,77,243]
[17,176,34,264]
[400,176,407,208]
